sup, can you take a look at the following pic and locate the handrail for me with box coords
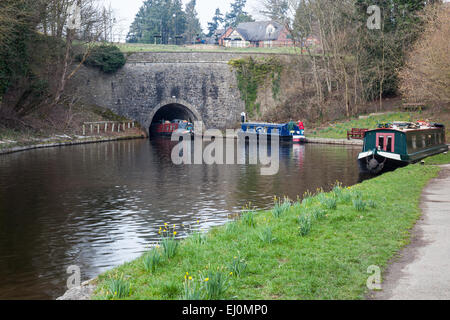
[82,121,136,136]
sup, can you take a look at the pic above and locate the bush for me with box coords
[81,44,126,73]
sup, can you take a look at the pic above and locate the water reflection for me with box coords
[0,138,362,299]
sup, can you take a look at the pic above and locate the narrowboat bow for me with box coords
[358,121,448,174]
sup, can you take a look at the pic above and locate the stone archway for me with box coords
[147,98,204,137]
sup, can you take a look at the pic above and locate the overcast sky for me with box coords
[103,0,265,41]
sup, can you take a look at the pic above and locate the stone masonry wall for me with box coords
[67,52,292,134]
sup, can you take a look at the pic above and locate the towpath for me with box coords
[370,164,450,300]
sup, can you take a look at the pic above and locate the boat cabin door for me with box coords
[376,133,395,152]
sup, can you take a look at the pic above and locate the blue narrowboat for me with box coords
[240,121,306,143]
[358,121,448,174]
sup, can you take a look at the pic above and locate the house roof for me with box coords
[236,21,284,41]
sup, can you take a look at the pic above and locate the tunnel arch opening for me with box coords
[149,103,199,138]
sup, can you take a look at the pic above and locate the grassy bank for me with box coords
[93,163,443,300]
[309,111,450,140]
[117,43,302,55]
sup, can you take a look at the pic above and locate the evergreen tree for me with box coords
[224,0,254,28]
[183,0,202,44]
[126,0,187,44]
[207,8,224,37]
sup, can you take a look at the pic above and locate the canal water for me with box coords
[0,138,363,299]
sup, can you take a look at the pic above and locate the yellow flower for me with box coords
[189,276,192,280]
[204,278,209,282]
[174,231,177,235]
[229,272,233,276]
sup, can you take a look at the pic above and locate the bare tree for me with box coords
[399,4,450,108]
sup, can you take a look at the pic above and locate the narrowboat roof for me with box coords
[366,121,445,134]
[242,122,289,127]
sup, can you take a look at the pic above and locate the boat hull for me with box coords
[358,144,448,174]
[358,153,409,174]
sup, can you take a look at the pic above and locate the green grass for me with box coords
[93,164,441,300]
[423,152,450,165]
[309,112,417,139]
[116,43,302,55]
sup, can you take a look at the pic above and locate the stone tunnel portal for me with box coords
[149,103,199,138]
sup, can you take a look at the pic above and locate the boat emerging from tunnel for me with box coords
[149,103,197,138]
[150,119,194,137]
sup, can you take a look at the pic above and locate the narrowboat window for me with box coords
[378,136,384,150]
[386,136,393,152]
[434,133,438,145]
[422,135,426,148]
[412,135,417,149]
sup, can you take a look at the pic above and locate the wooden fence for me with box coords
[82,121,136,136]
